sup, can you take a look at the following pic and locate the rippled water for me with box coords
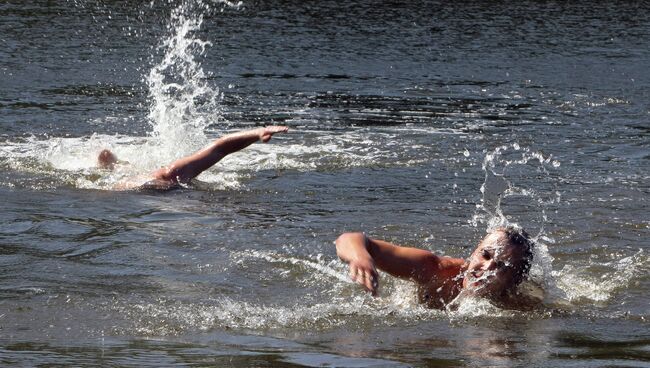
[1,1,649,366]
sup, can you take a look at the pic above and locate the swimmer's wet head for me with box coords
[97,149,118,170]
[462,226,534,299]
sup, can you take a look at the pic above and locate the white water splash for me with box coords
[464,144,648,310]
[554,250,647,303]
[466,144,568,306]
[121,292,443,334]
[471,143,562,234]
[0,0,430,191]
[448,295,516,319]
[0,1,234,190]
[146,1,221,158]
[233,249,352,284]
[123,297,368,334]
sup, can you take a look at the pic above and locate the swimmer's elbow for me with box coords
[335,232,367,258]
[335,232,364,246]
[334,233,350,257]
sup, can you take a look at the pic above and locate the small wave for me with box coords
[118,297,374,335]
[553,250,647,303]
[239,72,355,80]
[44,84,139,98]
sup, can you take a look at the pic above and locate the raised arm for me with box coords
[154,126,288,183]
[335,232,449,296]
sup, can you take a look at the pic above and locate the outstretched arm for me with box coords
[335,232,451,296]
[154,126,288,183]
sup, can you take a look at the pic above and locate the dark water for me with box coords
[1,1,649,366]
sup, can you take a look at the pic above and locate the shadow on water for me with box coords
[2,314,648,366]
[0,337,410,367]
[553,332,650,363]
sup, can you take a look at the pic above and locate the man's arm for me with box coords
[154,126,288,183]
[335,232,456,295]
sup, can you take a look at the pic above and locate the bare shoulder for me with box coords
[416,256,465,308]
[437,256,466,274]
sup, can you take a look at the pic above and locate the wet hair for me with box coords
[497,226,534,285]
[97,149,117,169]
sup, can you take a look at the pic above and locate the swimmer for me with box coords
[97,126,289,190]
[335,226,539,310]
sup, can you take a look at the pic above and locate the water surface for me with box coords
[1,1,649,366]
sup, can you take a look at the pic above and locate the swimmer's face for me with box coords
[97,149,117,170]
[462,230,524,297]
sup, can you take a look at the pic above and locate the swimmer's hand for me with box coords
[336,232,380,297]
[259,126,289,142]
[348,257,379,297]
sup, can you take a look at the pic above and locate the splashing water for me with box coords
[554,249,647,303]
[76,1,230,186]
[471,143,562,234]
[464,144,565,307]
[120,297,394,335]
[116,249,448,334]
[146,1,222,159]
[109,0,238,174]
[0,0,404,190]
[461,144,646,310]
[0,1,237,190]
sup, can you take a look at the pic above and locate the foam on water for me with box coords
[195,128,413,183]
[554,249,647,303]
[120,292,523,336]
[117,266,446,335]
[123,297,383,334]
[0,126,435,190]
